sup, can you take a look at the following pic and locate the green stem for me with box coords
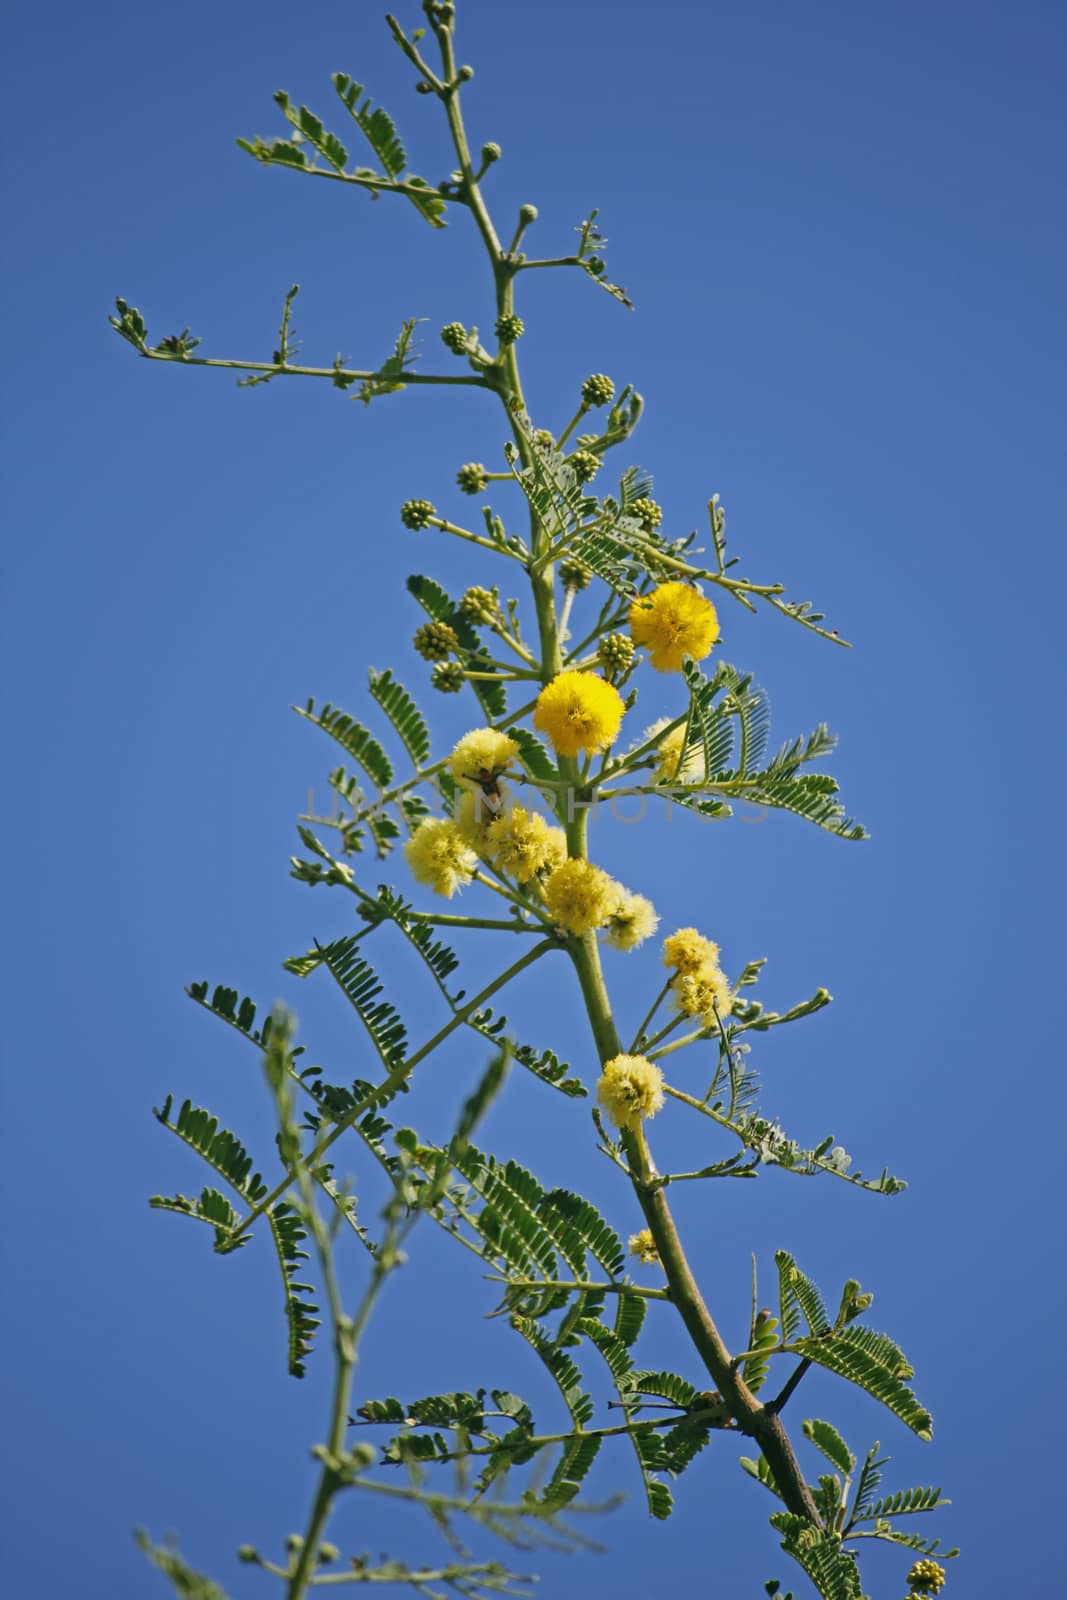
[139,349,487,386]
[629,980,673,1053]
[405,938,558,1069]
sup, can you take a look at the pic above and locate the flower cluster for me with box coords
[431,662,464,693]
[569,449,600,484]
[627,1228,660,1267]
[581,373,615,407]
[404,818,477,898]
[558,557,591,591]
[533,671,625,758]
[596,1053,665,1129]
[907,1561,946,1596]
[456,462,489,495]
[647,718,700,783]
[459,585,499,623]
[604,888,659,951]
[449,728,519,786]
[543,858,616,935]
[630,582,720,673]
[413,620,459,660]
[400,498,437,530]
[663,927,732,1029]
[597,632,635,678]
[495,312,525,344]
[440,321,469,354]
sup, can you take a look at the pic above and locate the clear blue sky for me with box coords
[3,1,1064,1595]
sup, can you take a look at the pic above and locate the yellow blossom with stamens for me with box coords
[650,720,701,784]
[448,728,519,787]
[662,927,720,976]
[629,581,720,673]
[486,804,567,883]
[533,671,625,757]
[604,887,660,952]
[454,788,503,855]
[672,961,733,1028]
[596,1053,665,1129]
[628,1228,661,1266]
[543,857,616,935]
[404,818,477,899]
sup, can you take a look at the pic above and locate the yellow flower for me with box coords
[672,961,733,1027]
[486,804,567,883]
[404,818,477,898]
[628,1228,661,1267]
[629,582,720,673]
[604,887,660,951]
[662,927,720,976]
[454,788,503,855]
[596,1053,665,1129]
[649,719,701,784]
[533,671,625,757]
[543,857,617,935]
[449,728,519,786]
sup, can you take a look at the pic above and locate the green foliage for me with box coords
[768,1518,866,1600]
[666,659,866,840]
[803,1419,857,1477]
[795,1326,932,1440]
[368,667,431,768]
[266,1201,321,1378]
[285,936,408,1074]
[135,1533,231,1600]
[122,3,953,1592]
[295,698,393,789]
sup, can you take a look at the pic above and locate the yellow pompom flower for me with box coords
[604,887,660,951]
[672,961,733,1027]
[404,818,477,898]
[628,1228,661,1266]
[487,804,567,883]
[662,927,720,975]
[650,720,701,783]
[596,1053,665,1129]
[543,857,617,935]
[454,788,502,855]
[533,671,625,757]
[629,582,720,673]
[449,728,519,787]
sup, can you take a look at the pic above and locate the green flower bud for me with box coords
[459,585,499,624]
[440,321,469,354]
[575,432,599,449]
[237,1546,259,1565]
[286,1534,305,1553]
[581,373,615,408]
[518,203,538,224]
[414,620,459,660]
[431,662,464,694]
[533,428,555,450]
[906,1560,946,1595]
[631,496,663,532]
[400,498,436,530]
[317,1543,341,1565]
[569,449,600,484]
[456,462,490,495]
[481,141,502,164]
[597,632,634,676]
[494,312,525,345]
[559,557,592,591]
[456,63,474,81]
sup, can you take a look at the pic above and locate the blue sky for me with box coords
[3,1,1065,1595]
